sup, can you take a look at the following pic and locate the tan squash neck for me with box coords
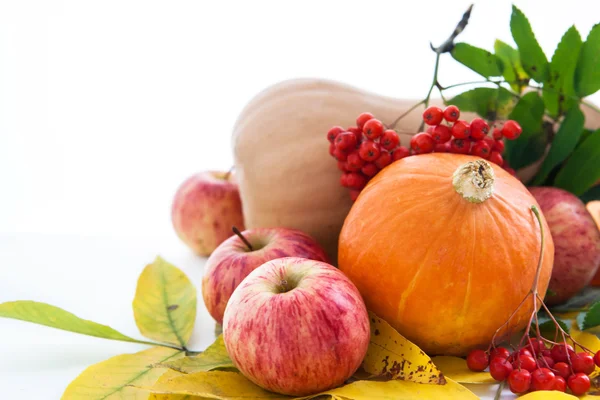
[452,160,495,203]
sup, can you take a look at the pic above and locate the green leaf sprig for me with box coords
[392,4,600,201]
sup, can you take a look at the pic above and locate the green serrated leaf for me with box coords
[494,39,529,91]
[578,301,600,331]
[451,43,504,78]
[158,335,236,374]
[534,314,570,341]
[543,26,583,117]
[447,87,514,119]
[0,300,152,345]
[577,129,595,148]
[504,92,546,169]
[531,317,569,340]
[551,287,600,312]
[510,5,549,83]
[554,129,600,195]
[133,256,197,347]
[532,107,585,185]
[575,23,600,97]
[576,312,586,331]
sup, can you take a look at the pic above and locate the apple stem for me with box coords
[224,166,234,181]
[232,226,253,251]
[279,279,289,293]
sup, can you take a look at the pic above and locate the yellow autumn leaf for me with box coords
[570,323,600,379]
[519,390,578,399]
[136,370,477,400]
[581,389,600,399]
[135,370,290,400]
[555,311,581,321]
[133,256,196,347]
[324,377,477,399]
[62,346,184,399]
[362,311,445,384]
[431,356,495,384]
[571,324,600,353]
[148,370,195,400]
[158,335,236,373]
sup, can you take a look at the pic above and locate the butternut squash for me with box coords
[232,78,600,262]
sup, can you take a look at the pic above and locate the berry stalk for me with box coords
[467,205,599,395]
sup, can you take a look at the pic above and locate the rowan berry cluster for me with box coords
[327,112,408,201]
[467,341,598,395]
[327,105,523,201]
[419,105,521,173]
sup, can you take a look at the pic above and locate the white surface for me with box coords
[1,0,599,398]
[0,233,216,398]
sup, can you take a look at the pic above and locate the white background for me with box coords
[0,0,599,398]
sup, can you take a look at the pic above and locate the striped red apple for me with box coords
[223,257,370,396]
[171,171,244,256]
[202,227,328,323]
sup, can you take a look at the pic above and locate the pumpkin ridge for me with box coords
[458,209,478,338]
[393,193,463,328]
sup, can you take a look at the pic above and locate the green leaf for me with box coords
[504,92,546,169]
[158,335,236,374]
[534,315,570,341]
[510,5,549,83]
[532,107,585,185]
[0,300,151,345]
[575,23,600,97]
[494,39,529,91]
[551,287,600,312]
[62,346,184,400]
[577,301,600,331]
[543,26,583,117]
[581,185,600,203]
[447,87,514,120]
[133,256,197,347]
[451,43,504,78]
[577,129,595,147]
[554,129,600,195]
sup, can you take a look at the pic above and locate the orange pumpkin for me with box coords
[338,154,554,356]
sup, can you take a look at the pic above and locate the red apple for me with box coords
[223,257,370,396]
[530,187,600,305]
[202,227,328,323]
[171,171,244,256]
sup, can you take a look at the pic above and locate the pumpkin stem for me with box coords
[452,160,495,203]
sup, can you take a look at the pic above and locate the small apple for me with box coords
[530,187,600,305]
[202,227,328,323]
[223,257,370,396]
[171,171,244,256]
